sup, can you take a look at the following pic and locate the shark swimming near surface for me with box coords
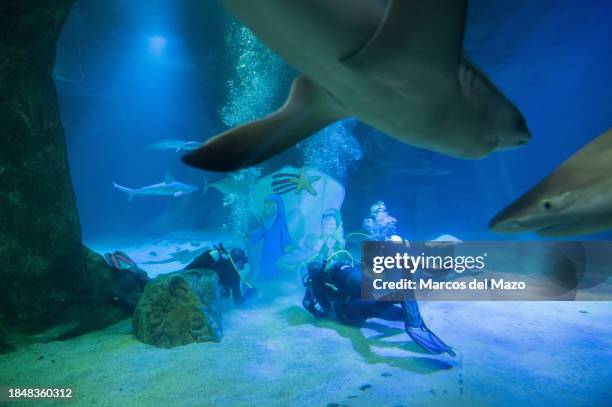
[113,173,198,201]
[149,139,202,152]
[490,129,612,237]
[183,0,531,172]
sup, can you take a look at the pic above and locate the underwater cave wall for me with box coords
[0,0,116,337]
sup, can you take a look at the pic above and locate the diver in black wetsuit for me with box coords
[302,260,456,356]
[185,243,257,304]
[105,243,256,305]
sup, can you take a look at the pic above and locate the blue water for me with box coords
[54,0,612,243]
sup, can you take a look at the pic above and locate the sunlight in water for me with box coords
[147,35,167,56]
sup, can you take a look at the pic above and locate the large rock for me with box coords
[132,269,222,348]
[0,1,134,348]
[0,249,143,350]
[1,0,76,326]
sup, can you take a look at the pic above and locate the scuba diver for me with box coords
[104,243,256,305]
[103,250,149,314]
[302,260,456,356]
[184,243,257,304]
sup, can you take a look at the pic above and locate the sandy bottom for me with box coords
[2,236,611,406]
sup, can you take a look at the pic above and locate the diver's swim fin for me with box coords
[403,299,455,356]
[406,326,456,357]
[114,250,137,268]
[182,76,344,172]
[104,253,120,269]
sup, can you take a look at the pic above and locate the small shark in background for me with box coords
[113,173,198,201]
[490,128,612,236]
[148,139,202,152]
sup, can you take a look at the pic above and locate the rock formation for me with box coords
[132,269,222,348]
[0,1,131,349]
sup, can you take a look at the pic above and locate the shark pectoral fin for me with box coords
[182,76,344,172]
[341,0,467,79]
[174,191,183,197]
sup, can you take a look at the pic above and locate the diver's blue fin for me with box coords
[406,326,456,357]
[403,299,455,356]
[403,299,424,328]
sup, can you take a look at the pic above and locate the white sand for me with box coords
[1,288,611,406]
[2,236,611,406]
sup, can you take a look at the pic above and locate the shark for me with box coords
[182,0,531,172]
[490,129,612,237]
[113,173,198,201]
[149,139,202,152]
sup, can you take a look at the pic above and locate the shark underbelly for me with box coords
[224,0,473,154]
[138,187,175,196]
[306,62,463,151]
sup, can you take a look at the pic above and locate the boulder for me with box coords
[132,269,222,348]
[0,0,132,345]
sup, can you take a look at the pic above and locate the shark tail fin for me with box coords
[113,182,136,202]
[182,76,344,172]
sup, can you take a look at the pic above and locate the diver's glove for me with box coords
[215,243,230,260]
